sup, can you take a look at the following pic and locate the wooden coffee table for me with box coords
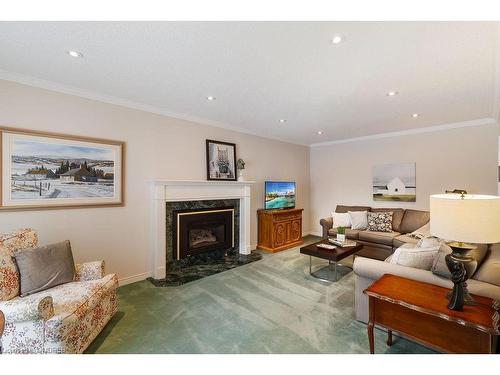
[300,239,363,282]
[364,274,500,353]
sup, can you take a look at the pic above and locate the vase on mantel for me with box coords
[238,169,245,181]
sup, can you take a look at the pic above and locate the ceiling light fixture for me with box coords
[386,91,398,96]
[332,35,343,44]
[206,96,216,101]
[317,130,323,135]
[67,50,83,58]
[412,113,420,118]
[279,119,286,124]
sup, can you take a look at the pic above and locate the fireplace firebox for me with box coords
[173,207,235,260]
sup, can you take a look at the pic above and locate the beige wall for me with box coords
[310,123,499,235]
[0,80,310,284]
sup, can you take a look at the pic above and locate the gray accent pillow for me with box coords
[14,240,75,297]
[348,211,368,230]
[431,243,489,279]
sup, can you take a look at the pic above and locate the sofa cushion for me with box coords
[393,234,419,248]
[0,228,39,301]
[348,211,368,230]
[472,243,500,286]
[359,230,400,246]
[399,209,430,234]
[14,241,76,297]
[335,205,371,213]
[371,208,405,232]
[390,243,440,270]
[328,227,360,240]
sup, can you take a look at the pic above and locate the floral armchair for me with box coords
[0,229,118,354]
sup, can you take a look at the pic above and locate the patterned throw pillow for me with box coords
[0,228,39,301]
[367,212,393,232]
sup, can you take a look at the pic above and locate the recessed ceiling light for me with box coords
[279,119,286,124]
[67,50,83,58]
[386,91,398,96]
[412,113,420,118]
[332,35,343,44]
[317,130,323,135]
[206,96,216,101]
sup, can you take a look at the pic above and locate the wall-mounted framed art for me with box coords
[0,126,124,210]
[206,139,237,181]
[372,162,416,202]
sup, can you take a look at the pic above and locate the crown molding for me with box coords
[0,69,308,147]
[310,118,497,147]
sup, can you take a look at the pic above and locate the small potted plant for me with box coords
[236,158,245,181]
[337,226,346,243]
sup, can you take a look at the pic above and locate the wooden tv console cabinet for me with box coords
[257,208,303,253]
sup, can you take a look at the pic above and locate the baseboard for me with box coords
[118,272,151,286]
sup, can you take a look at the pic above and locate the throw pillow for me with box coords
[348,211,368,230]
[431,243,489,279]
[14,240,75,297]
[390,243,440,270]
[0,228,38,301]
[367,211,393,232]
[472,243,500,287]
[331,212,351,228]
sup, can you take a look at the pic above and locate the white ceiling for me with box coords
[0,21,497,145]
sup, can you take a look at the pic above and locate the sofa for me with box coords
[353,243,500,323]
[0,228,118,354]
[320,205,430,260]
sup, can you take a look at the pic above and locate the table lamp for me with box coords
[430,193,500,311]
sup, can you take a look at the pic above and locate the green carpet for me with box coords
[86,236,433,354]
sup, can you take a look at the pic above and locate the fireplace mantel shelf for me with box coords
[149,180,255,186]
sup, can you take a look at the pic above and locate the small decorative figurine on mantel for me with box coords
[236,158,245,181]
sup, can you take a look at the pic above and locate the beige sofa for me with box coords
[353,245,500,323]
[320,205,430,260]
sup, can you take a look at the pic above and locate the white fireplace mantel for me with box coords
[149,180,255,279]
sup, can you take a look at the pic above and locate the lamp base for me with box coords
[445,242,478,311]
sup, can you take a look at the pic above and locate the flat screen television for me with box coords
[264,181,296,210]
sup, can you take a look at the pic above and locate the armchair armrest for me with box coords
[0,295,54,323]
[319,216,333,238]
[75,260,105,281]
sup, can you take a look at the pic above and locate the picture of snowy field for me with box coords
[6,135,119,203]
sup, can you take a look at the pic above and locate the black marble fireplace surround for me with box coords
[148,199,261,287]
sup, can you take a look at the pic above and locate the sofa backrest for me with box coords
[371,208,405,232]
[335,205,371,214]
[472,243,500,287]
[399,209,430,234]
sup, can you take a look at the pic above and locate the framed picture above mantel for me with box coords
[206,139,237,181]
[0,126,124,210]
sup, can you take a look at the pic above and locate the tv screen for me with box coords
[265,181,296,210]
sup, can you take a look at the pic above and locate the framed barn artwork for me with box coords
[372,162,416,202]
[0,126,124,210]
[206,139,237,181]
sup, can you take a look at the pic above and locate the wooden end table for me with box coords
[300,239,363,282]
[364,274,500,354]
[0,310,4,354]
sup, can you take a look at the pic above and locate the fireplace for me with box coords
[173,207,235,260]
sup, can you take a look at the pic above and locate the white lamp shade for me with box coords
[430,194,500,244]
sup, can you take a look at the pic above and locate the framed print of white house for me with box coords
[372,162,416,202]
[0,126,124,210]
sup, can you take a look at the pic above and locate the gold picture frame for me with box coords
[0,126,125,210]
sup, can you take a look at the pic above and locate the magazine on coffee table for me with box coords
[328,238,357,247]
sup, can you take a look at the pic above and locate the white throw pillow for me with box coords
[390,243,440,270]
[348,211,368,230]
[331,212,351,228]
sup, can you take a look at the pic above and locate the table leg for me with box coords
[334,262,338,281]
[387,330,393,346]
[367,322,374,354]
[309,256,312,275]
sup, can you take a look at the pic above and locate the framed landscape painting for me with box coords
[372,162,416,202]
[206,139,237,181]
[0,127,124,210]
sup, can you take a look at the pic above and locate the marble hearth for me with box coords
[149,180,255,279]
